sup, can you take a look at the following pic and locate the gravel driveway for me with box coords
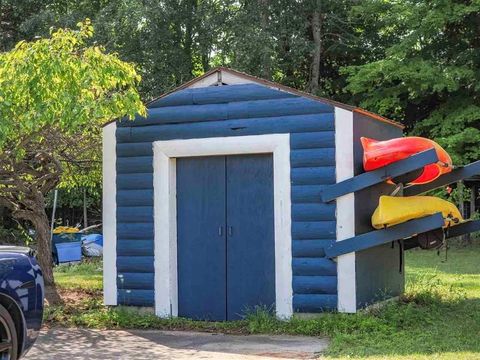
[24,328,329,359]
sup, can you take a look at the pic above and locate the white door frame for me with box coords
[153,134,293,319]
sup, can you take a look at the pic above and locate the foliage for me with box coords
[0,20,145,285]
[47,246,480,359]
[222,0,367,99]
[343,0,480,165]
[0,1,370,99]
[0,0,381,216]
[0,18,143,203]
[3,1,478,167]
[0,225,32,246]
[0,0,478,283]
[45,187,100,212]
[0,19,144,145]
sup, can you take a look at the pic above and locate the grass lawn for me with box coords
[53,258,103,291]
[49,244,480,359]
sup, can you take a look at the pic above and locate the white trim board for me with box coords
[335,107,356,313]
[103,122,117,306]
[187,69,256,88]
[153,134,293,319]
[185,68,288,94]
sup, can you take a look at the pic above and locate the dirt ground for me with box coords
[24,328,329,360]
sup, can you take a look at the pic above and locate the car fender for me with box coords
[0,252,44,355]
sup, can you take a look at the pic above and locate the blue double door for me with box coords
[176,154,275,321]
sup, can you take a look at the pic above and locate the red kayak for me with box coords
[361,136,452,185]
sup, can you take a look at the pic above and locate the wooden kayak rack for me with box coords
[325,213,444,258]
[320,150,480,258]
[319,149,438,203]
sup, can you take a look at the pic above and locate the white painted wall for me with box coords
[103,122,117,306]
[335,107,357,313]
[153,134,293,319]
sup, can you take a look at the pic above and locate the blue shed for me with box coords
[102,67,405,320]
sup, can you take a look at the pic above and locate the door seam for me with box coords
[224,155,228,320]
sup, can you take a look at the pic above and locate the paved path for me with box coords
[24,328,328,359]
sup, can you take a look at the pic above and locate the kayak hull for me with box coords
[361,137,452,185]
[372,195,463,230]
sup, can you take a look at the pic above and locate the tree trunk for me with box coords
[259,0,271,79]
[201,52,210,73]
[183,0,198,77]
[31,209,55,286]
[309,1,323,93]
[83,188,88,229]
[31,208,62,302]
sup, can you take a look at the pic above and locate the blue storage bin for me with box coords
[55,241,82,264]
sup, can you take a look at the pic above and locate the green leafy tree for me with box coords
[0,19,145,285]
[0,0,49,51]
[211,0,367,102]
[3,0,371,103]
[343,0,480,165]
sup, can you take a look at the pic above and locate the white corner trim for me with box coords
[335,107,356,313]
[103,122,117,306]
[153,134,293,319]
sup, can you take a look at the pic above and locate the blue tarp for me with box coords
[81,233,103,246]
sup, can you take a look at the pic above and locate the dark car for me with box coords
[0,246,44,360]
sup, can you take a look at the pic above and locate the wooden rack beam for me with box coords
[325,213,445,258]
[404,220,480,250]
[445,220,480,239]
[404,160,480,196]
[320,149,439,203]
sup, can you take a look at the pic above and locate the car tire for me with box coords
[0,304,18,360]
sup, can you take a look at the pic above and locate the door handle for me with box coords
[228,226,233,237]
[218,226,223,236]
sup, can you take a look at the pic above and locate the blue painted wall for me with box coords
[115,83,337,312]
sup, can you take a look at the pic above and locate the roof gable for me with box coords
[146,67,403,129]
[104,67,403,129]
[148,83,297,108]
[119,83,335,128]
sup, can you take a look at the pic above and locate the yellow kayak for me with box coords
[372,196,463,229]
